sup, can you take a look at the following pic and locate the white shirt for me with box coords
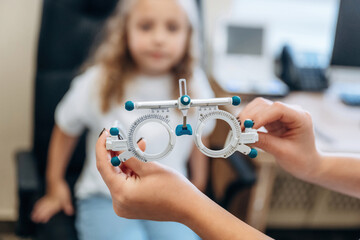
[55,66,215,199]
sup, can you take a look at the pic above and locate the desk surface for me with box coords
[279,91,360,154]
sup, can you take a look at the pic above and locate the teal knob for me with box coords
[232,96,241,106]
[110,127,119,136]
[175,124,193,136]
[244,119,254,128]
[111,156,121,166]
[125,101,135,111]
[248,148,258,158]
[180,95,191,105]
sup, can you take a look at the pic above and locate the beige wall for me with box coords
[0,0,42,220]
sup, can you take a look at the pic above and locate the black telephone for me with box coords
[275,45,329,91]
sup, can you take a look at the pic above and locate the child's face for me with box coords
[127,0,190,75]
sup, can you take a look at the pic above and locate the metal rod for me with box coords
[135,100,178,109]
[133,97,233,110]
[182,116,187,128]
[190,98,232,107]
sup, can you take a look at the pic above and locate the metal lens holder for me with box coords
[106,79,259,166]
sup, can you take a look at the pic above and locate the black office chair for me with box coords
[15,0,117,239]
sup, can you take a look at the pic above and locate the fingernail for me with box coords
[137,137,144,143]
[99,128,106,138]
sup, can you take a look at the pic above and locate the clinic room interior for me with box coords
[1,0,360,239]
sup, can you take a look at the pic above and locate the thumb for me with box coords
[253,132,282,156]
[137,138,146,152]
[63,199,74,216]
[121,139,147,174]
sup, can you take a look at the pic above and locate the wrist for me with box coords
[182,190,271,240]
[180,189,209,234]
[299,150,323,183]
[46,177,66,191]
[180,185,233,239]
[176,182,205,223]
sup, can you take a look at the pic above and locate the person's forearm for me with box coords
[46,125,79,186]
[307,153,360,199]
[181,189,272,240]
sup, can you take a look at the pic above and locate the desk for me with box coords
[209,79,360,231]
[279,91,360,154]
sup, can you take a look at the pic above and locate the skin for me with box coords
[127,0,189,76]
[31,0,208,223]
[96,131,271,240]
[31,126,77,223]
[238,97,320,181]
[96,97,360,239]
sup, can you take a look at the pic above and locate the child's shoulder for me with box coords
[68,66,105,99]
[65,65,104,105]
[73,65,103,87]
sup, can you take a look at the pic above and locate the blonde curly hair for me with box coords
[85,0,201,113]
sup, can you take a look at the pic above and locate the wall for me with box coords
[0,0,42,220]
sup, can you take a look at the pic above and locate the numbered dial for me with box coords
[194,110,241,158]
[127,113,176,162]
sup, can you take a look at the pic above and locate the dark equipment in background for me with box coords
[275,45,328,92]
[331,0,360,68]
[331,0,360,106]
[276,0,360,93]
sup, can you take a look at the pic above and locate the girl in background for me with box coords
[31,0,215,239]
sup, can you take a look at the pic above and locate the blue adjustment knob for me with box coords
[248,148,258,158]
[180,95,191,105]
[232,96,241,106]
[111,156,121,166]
[125,101,135,111]
[110,127,119,136]
[244,119,254,128]
[175,124,193,136]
